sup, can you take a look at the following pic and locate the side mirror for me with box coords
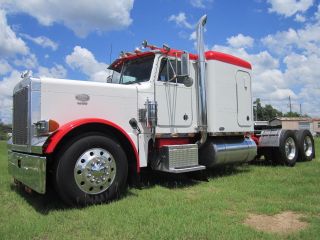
[180,52,189,76]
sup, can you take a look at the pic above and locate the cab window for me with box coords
[119,55,155,84]
[158,58,183,83]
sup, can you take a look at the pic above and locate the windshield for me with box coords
[117,55,155,84]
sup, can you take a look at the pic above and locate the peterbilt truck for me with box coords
[8,15,315,206]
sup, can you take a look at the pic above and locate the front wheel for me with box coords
[54,134,128,206]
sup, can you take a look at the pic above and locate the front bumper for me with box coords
[8,150,46,194]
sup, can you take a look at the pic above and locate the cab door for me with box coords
[155,57,193,128]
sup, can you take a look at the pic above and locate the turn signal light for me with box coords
[34,119,60,136]
[49,119,59,132]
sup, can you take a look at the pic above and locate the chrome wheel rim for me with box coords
[304,136,313,157]
[74,148,116,194]
[285,137,296,160]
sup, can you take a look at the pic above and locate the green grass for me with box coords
[0,139,320,240]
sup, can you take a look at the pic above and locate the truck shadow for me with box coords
[10,184,66,214]
[139,164,251,189]
[10,183,137,214]
[11,165,250,214]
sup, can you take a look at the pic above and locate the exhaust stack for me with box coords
[196,15,208,147]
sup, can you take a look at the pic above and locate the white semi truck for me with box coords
[8,15,315,206]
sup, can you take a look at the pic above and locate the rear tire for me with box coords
[295,129,315,161]
[276,130,298,167]
[54,134,128,206]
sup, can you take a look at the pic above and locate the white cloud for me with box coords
[267,0,314,17]
[0,9,28,57]
[283,53,320,85]
[261,21,320,56]
[13,53,38,69]
[190,0,213,8]
[168,12,193,29]
[1,0,134,37]
[316,4,320,20]
[37,64,67,78]
[227,34,254,48]
[0,60,12,75]
[66,46,110,82]
[0,70,21,123]
[189,31,196,41]
[294,13,306,22]
[20,34,58,51]
[262,28,298,55]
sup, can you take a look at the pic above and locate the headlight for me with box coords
[34,119,59,136]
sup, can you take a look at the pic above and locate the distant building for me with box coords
[269,117,312,130]
[312,118,320,135]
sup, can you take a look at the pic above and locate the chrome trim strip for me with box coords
[166,165,206,173]
[8,150,46,194]
[155,133,196,138]
[208,132,248,136]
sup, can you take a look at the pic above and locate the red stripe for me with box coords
[43,118,140,172]
[204,51,252,69]
[109,49,251,72]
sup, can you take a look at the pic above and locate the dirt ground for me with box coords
[244,211,308,234]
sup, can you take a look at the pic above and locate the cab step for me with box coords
[165,165,206,173]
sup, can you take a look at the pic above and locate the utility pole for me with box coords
[300,103,302,116]
[289,96,292,114]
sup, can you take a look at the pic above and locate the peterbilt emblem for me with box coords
[75,94,90,105]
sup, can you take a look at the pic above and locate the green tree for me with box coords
[253,98,282,121]
[283,112,309,118]
[0,122,12,140]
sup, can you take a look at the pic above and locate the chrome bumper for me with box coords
[8,150,46,194]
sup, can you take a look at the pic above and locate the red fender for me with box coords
[44,118,140,172]
[250,134,260,146]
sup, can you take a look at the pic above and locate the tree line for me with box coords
[0,122,12,140]
[253,98,309,121]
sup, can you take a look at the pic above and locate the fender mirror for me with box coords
[183,76,193,87]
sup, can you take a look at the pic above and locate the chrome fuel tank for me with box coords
[199,137,257,167]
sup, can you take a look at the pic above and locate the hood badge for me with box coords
[75,94,90,105]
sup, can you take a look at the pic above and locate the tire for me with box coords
[276,130,298,167]
[54,134,128,206]
[295,129,315,161]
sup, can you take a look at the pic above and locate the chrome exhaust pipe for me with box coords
[196,15,208,147]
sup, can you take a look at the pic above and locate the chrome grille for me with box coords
[13,87,29,145]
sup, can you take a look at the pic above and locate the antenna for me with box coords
[109,43,113,65]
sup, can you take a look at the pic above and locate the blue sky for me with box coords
[0,0,320,123]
